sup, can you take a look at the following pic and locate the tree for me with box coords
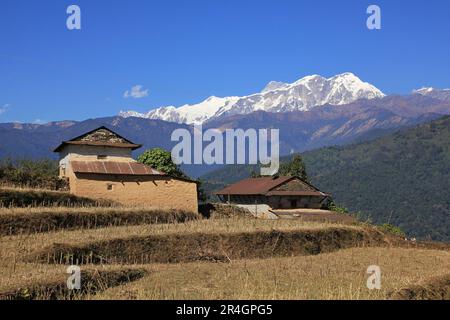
[278,154,309,181]
[0,158,66,190]
[137,148,185,178]
[196,178,207,203]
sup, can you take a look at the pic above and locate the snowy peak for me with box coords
[291,74,325,87]
[261,81,289,93]
[413,87,450,102]
[214,72,385,117]
[413,87,435,95]
[326,72,385,102]
[120,96,240,125]
[119,72,385,124]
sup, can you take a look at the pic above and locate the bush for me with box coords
[198,203,253,219]
[379,223,406,237]
[327,201,349,214]
[137,148,185,178]
[0,159,68,190]
[0,189,113,208]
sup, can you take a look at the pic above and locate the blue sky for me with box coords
[1,0,449,123]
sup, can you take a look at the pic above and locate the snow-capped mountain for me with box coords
[413,87,450,102]
[119,72,385,124]
[121,96,240,125]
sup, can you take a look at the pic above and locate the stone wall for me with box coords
[224,194,324,209]
[59,145,134,178]
[267,196,323,209]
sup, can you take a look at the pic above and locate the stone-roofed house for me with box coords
[54,126,198,212]
[215,176,329,211]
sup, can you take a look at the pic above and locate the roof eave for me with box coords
[53,143,67,153]
[72,171,197,184]
[131,144,142,150]
[53,142,142,153]
[214,192,265,196]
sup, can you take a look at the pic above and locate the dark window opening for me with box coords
[97,155,108,160]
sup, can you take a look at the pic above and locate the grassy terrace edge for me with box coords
[0,268,147,300]
[27,226,395,265]
[0,207,200,236]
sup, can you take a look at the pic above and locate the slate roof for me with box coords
[215,176,327,197]
[71,161,165,176]
[53,126,142,152]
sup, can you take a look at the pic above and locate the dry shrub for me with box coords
[199,203,254,219]
[390,274,450,300]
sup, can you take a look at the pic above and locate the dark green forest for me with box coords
[201,116,450,242]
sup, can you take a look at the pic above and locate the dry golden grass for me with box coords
[0,264,66,293]
[391,274,450,300]
[0,263,147,300]
[0,186,67,193]
[0,207,200,236]
[0,187,115,208]
[0,218,370,290]
[28,226,390,265]
[0,214,448,300]
[0,217,361,255]
[3,247,449,300]
[0,206,174,215]
[92,247,450,300]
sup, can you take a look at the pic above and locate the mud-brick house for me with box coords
[216,176,329,211]
[54,126,198,212]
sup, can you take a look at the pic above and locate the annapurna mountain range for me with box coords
[1,72,450,177]
[119,72,386,124]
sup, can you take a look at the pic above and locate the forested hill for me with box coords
[201,116,450,242]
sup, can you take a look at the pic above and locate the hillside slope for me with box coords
[0,117,189,160]
[1,94,449,178]
[201,116,450,241]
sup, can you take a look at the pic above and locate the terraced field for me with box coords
[0,201,449,300]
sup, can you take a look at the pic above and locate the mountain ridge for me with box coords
[2,93,450,177]
[1,96,449,178]
[120,72,385,124]
[413,87,450,102]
